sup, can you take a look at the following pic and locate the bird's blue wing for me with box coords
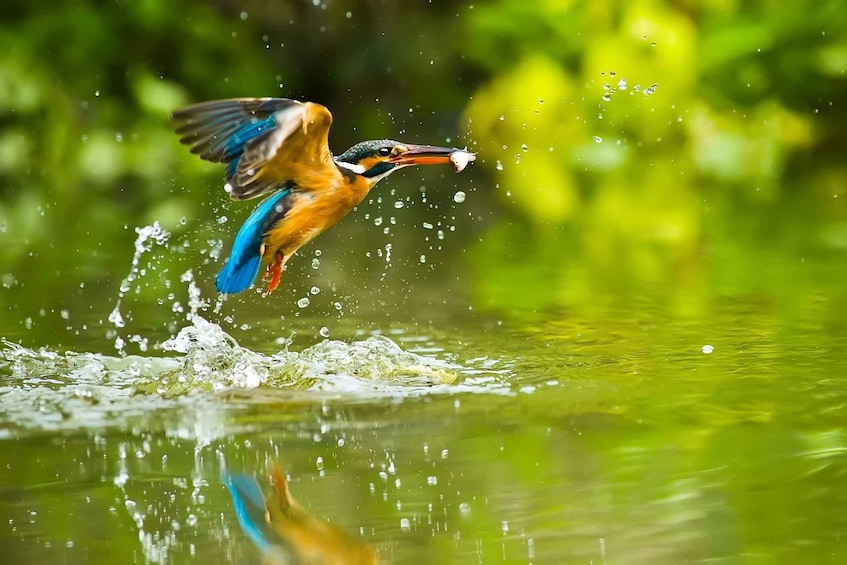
[216,188,292,294]
[172,98,334,201]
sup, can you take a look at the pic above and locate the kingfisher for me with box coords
[172,98,475,295]
[224,466,377,564]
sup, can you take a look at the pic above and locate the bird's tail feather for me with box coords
[222,474,274,552]
[215,189,292,295]
[216,253,261,294]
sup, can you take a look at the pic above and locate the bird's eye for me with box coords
[378,147,392,157]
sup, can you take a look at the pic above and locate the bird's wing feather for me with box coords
[172,98,338,200]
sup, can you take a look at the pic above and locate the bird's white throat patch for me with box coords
[335,161,366,175]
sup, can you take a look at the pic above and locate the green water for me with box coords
[2,194,846,564]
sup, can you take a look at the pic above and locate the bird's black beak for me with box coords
[388,144,458,166]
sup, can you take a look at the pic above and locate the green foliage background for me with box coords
[0,0,845,341]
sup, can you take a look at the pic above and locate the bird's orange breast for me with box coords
[261,174,371,264]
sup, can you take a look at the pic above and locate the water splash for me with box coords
[110,222,171,354]
[1,314,512,435]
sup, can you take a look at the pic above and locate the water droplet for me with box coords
[593,136,603,143]
[419,255,426,263]
[394,201,404,209]
[310,286,320,295]
[374,216,383,226]
[311,258,320,269]
[521,144,528,152]
[453,191,466,203]
[427,476,438,485]
[617,78,628,90]
[319,326,330,338]
[422,222,433,229]
[108,306,125,328]
[400,518,411,532]
[702,345,714,354]
[297,297,310,308]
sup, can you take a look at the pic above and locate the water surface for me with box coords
[2,221,846,564]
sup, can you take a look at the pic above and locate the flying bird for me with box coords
[172,98,475,295]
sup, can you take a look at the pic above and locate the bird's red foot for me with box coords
[264,252,284,294]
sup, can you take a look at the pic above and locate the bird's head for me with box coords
[335,139,459,185]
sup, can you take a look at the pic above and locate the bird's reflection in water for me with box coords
[224,466,377,565]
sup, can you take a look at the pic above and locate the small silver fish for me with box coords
[449,149,476,173]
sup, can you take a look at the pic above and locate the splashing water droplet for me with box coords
[108,307,125,328]
[495,160,504,171]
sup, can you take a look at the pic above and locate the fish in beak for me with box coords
[389,145,476,172]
